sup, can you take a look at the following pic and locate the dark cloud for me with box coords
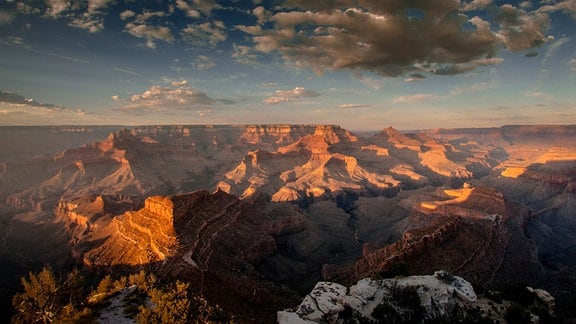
[242,0,550,77]
[0,91,62,109]
[496,4,549,51]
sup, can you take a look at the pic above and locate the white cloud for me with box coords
[176,0,201,18]
[526,91,554,100]
[392,94,440,104]
[538,0,576,18]
[338,104,372,109]
[253,6,270,24]
[193,55,216,70]
[450,81,496,96]
[120,10,135,20]
[263,87,320,105]
[119,80,233,113]
[462,0,493,11]
[125,82,215,112]
[404,73,427,83]
[87,0,115,14]
[232,43,258,64]
[69,16,104,33]
[45,0,69,17]
[125,23,174,49]
[181,21,227,47]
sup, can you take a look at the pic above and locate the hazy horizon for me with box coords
[1,0,575,130]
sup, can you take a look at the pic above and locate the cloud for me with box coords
[263,87,320,105]
[247,3,502,77]
[0,91,64,108]
[261,82,278,88]
[526,91,554,100]
[404,73,427,83]
[392,94,440,104]
[120,80,231,112]
[69,16,104,33]
[496,4,550,51]
[197,109,213,117]
[176,0,201,18]
[538,0,576,18]
[125,23,174,49]
[253,6,270,24]
[193,55,216,70]
[338,104,372,109]
[133,11,166,24]
[571,58,576,72]
[543,37,571,64]
[190,0,220,16]
[0,10,15,25]
[45,0,69,17]
[356,75,385,90]
[181,21,227,47]
[462,0,493,11]
[0,91,100,125]
[239,1,551,77]
[120,10,135,20]
[450,81,496,96]
[87,0,115,14]
[232,43,259,64]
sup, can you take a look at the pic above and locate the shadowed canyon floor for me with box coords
[1,124,575,321]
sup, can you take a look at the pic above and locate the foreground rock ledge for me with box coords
[278,271,476,323]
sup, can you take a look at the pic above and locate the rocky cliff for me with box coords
[2,124,576,320]
[71,189,305,319]
[279,271,554,323]
[324,185,541,290]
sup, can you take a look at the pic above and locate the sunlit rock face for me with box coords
[1,124,576,320]
[73,190,277,268]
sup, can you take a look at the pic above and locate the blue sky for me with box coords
[0,0,575,130]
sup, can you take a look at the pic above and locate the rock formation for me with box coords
[1,124,576,320]
[279,271,555,323]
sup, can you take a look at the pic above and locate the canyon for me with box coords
[0,124,575,321]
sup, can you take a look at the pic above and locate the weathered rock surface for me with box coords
[279,271,478,323]
[2,124,576,320]
[71,189,307,319]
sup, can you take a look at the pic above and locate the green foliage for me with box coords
[96,275,114,295]
[136,281,191,324]
[11,266,93,324]
[12,267,60,323]
[11,267,229,323]
[129,269,157,291]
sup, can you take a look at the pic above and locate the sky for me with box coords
[0,0,575,130]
